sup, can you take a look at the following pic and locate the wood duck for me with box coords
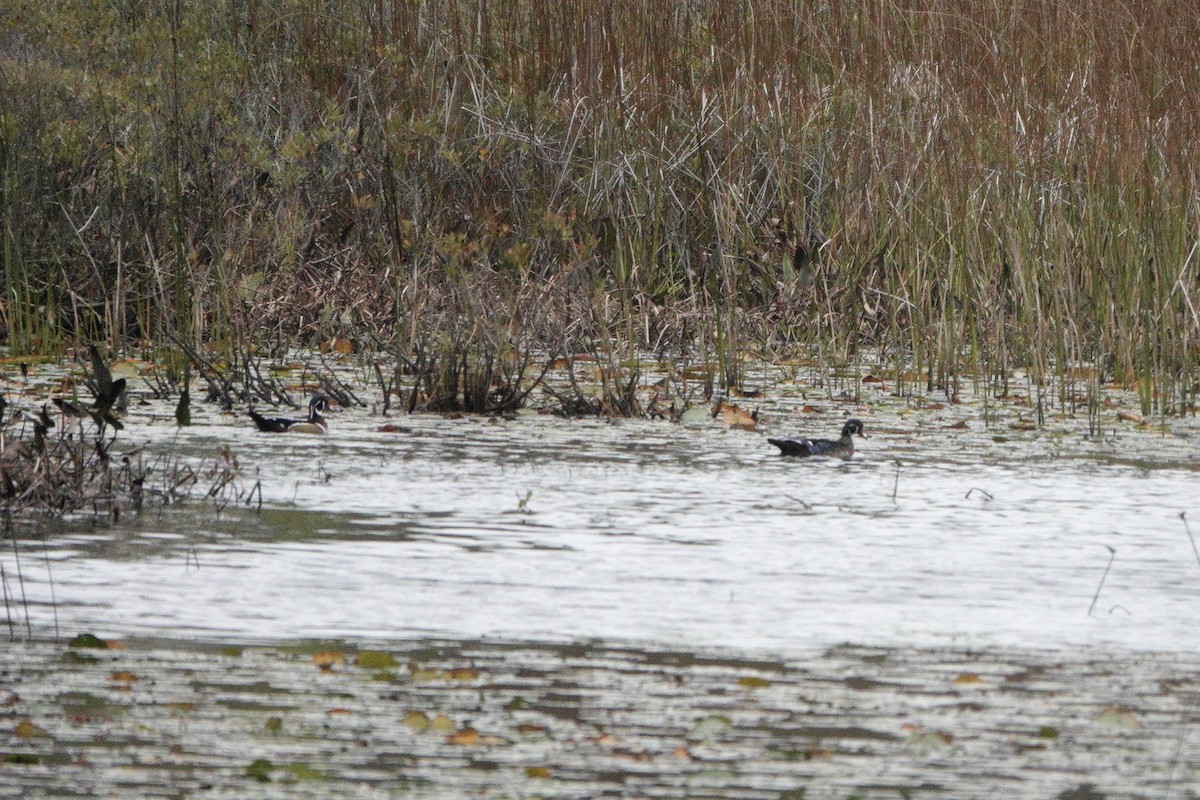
[768,418,866,459]
[249,395,328,434]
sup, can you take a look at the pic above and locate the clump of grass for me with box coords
[0,400,242,523]
[0,346,252,523]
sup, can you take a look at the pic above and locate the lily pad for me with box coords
[690,714,732,738]
[1096,705,1139,729]
[355,651,399,669]
[287,763,324,781]
[737,675,771,689]
[68,633,107,649]
[245,758,275,782]
[402,711,430,731]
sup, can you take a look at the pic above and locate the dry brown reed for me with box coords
[0,403,245,523]
[2,1,1198,415]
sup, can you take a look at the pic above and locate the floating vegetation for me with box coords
[1,637,1197,798]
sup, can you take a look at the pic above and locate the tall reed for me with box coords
[0,0,1197,411]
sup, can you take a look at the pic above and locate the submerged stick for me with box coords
[1087,545,1116,617]
[0,560,13,641]
[784,495,813,512]
[7,534,33,639]
[40,535,59,641]
[1180,512,1200,573]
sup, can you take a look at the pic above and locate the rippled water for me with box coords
[10,374,1199,655]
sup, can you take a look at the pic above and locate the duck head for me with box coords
[842,419,866,439]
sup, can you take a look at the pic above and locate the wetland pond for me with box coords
[3,359,1199,798]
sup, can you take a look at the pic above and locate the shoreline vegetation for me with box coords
[0,345,247,522]
[1,1,1198,421]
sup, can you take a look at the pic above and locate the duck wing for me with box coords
[249,408,299,433]
[768,437,817,457]
[801,437,842,455]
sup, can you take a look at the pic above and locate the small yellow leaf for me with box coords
[355,651,399,669]
[15,720,46,738]
[953,672,982,686]
[446,727,480,745]
[719,403,757,430]
[591,365,618,381]
[524,766,550,779]
[109,359,152,379]
[429,714,455,732]
[312,651,346,669]
[402,711,429,731]
[1097,705,1140,729]
[110,671,138,683]
[736,676,771,689]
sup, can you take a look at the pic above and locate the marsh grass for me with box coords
[2,1,1198,417]
[0,404,245,524]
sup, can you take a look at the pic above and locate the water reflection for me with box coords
[8,404,1200,654]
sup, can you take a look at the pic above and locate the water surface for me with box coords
[11,388,1198,655]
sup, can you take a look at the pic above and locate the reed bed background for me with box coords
[2,0,1198,414]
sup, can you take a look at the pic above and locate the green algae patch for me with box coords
[355,650,399,669]
[3,753,41,765]
[67,633,107,649]
[245,758,275,782]
[287,763,325,781]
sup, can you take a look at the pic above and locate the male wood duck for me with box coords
[249,395,328,435]
[768,418,866,459]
